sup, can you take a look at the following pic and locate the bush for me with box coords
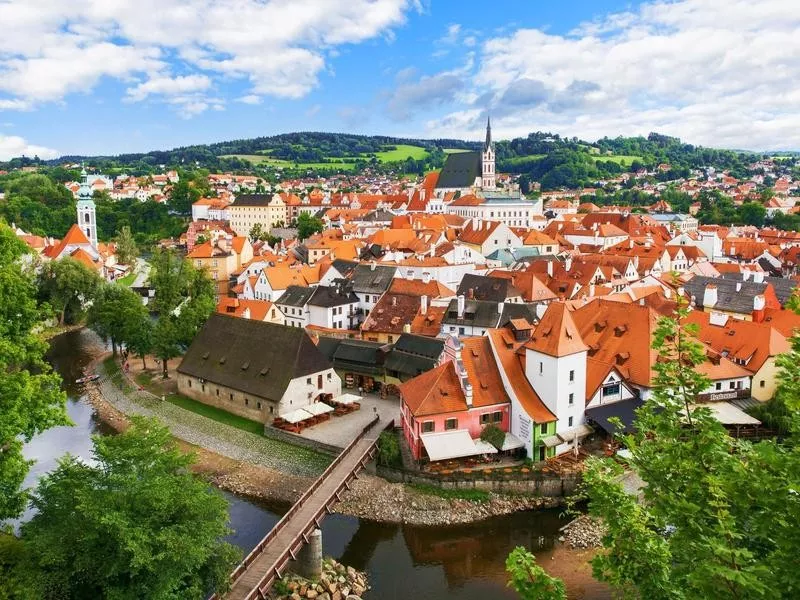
[377,431,402,467]
[480,423,505,450]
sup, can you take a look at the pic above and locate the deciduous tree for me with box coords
[22,417,240,599]
[113,225,138,265]
[37,257,102,325]
[87,283,148,357]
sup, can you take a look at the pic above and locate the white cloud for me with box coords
[0,0,418,112]
[429,0,800,150]
[126,75,212,102]
[0,133,58,161]
[237,95,262,105]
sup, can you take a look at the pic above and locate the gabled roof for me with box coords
[526,303,589,357]
[230,194,279,207]
[177,314,332,402]
[400,361,467,417]
[350,264,397,294]
[457,273,521,302]
[276,285,316,307]
[435,151,481,189]
[460,337,510,408]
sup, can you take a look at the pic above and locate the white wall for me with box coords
[278,368,342,415]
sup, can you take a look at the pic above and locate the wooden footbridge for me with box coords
[215,416,387,600]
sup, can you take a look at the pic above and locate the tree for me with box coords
[0,222,69,521]
[37,258,102,325]
[480,423,506,450]
[739,201,767,227]
[248,222,270,243]
[511,296,800,600]
[296,212,324,240]
[114,225,138,265]
[149,249,215,378]
[22,417,240,599]
[506,547,566,600]
[127,315,154,370]
[87,283,148,357]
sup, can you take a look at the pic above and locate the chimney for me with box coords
[421,295,428,315]
[370,260,376,271]
[457,294,465,318]
[467,287,474,299]
[422,271,432,284]
[474,217,482,230]
[498,301,504,316]
[565,256,573,271]
[589,283,595,297]
[429,243,435,257]
[742,270,751,281]
[735,281,742,292]
[547,260,554,277]
[464,382,473,407]
[403,323,411,333]
[703,284,718,307]
[753,271,765,283]
[392,296,397,307]
[242,307,251,320]
[420,189,426,202]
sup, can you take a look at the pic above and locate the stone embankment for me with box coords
[559,515,606,549]
[271,559,368,600]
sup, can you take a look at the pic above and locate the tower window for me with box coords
[84,213,90,223]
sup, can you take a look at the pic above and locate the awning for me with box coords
[332,393,361,405]
[586,397,645,434]
[281,408,313,424]
[689,402,761,426]
[474,439,499,455]
[304,402,334,416]
[542,435,562,448]
[421,430,495,461]
[559,424,593,443]
[501,432,526,451]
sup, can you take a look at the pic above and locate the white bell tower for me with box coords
[481,116,496,190]
[76,168,98,248]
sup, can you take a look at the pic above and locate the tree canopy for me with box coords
[21,417,240,599]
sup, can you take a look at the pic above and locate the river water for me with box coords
[9,330,607,599]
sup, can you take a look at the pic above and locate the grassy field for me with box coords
[116,270,137,286]
[443,148,470,154]
[504,154,547,165]
[593,154,642,166]
[222,143,428,169]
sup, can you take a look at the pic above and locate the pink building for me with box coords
[399,337,510,462]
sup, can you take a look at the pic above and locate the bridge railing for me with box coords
[225,415,383,587]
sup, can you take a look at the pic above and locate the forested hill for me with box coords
[3,130,764,190]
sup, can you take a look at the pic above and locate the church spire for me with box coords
[484,115,492,151]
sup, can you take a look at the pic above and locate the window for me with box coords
[216,389,219,396]
[540,423,548,434]
[568,416,573,427]
[327,373,332,381]
[201,384,205,392]
[459,327,465,335]
[715,382,722,391]
[569,370,575,382]
[188,380,192,388]
[230,393,233,400]
[602,383,620,397]
[480,413,491,425]
[445,418,457,430]
[729,381,736,390]
[388,335,394,343]
[760,380,765,388]
[257,402,262,410]
[492,411,503,423]
[539,362,543,375]
[422,421,434,433]
[307,377,312,385]
[318,374,323,389]
[568,393,574,405]
[244,398,249,406]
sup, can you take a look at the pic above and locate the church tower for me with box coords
[481,116,496,190]
[76,168,98,248]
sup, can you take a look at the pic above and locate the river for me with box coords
[9,329,608,599]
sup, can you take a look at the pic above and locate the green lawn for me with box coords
[164,393,266,436]
[116,270,137,286]
[222,144,428,169]
[593,154,643,166]
[443,148,471,154]
[505,154,546,165]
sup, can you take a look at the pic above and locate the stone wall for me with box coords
[177,373,275,423]
[372,464,581,497]
[262,425,342,456]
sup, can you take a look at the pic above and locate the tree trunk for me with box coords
[111,339,117,357]
[162,358,169,379]
[141,355,147,370]
[59,305,66,326]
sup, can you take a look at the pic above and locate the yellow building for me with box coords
[188,233,253,296]
[228,194,287,237]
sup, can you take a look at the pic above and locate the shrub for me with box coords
[480,423,505,450]
[376,431,402,467]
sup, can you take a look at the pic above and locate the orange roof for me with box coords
[388,278,454,298]
[264,266,309,290]
[44,224,92,259]
[400,361,466,417]
[69,247,101,271]
[216,298,279,322]
[459,219,501,246]
[523,230,558,247]
[448,194,483,207]
[526,303,589,357]
[487,329,556,423]
[460,337,510,408]
[410,305,447,337]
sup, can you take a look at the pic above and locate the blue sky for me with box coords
[0,0,798,159]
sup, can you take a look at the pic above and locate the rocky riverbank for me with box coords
[559,515,606,549]
[270,559,369,600]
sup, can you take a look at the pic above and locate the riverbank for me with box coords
[83,349,570,526]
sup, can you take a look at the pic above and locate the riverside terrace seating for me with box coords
[273,403,334,432]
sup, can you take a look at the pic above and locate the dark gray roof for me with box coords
[442,298,504,328]
[330,259,359,278]
[177,314,332,402]
[586,396,644,434]
[392,333,445,359]
[457,274,520,302]
[276,285,315,307]
[720,273,797,306]
[232,194,277,207]
[350,264,396,295]
[308,282,359,308]
[384,351,436,378]
[499,303,539,327]
[316,337,389,376]
[361,209,395,222]
[684,276,767,313]
[435,151,481,189]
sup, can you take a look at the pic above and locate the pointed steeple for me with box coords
[525,303,588,357]
[484,115,492,151]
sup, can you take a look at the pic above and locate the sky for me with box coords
[1,0,799,160]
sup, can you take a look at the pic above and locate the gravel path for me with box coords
[95,360,329,477]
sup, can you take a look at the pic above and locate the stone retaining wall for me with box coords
[372,464,581,497]
[261,425,343,456]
